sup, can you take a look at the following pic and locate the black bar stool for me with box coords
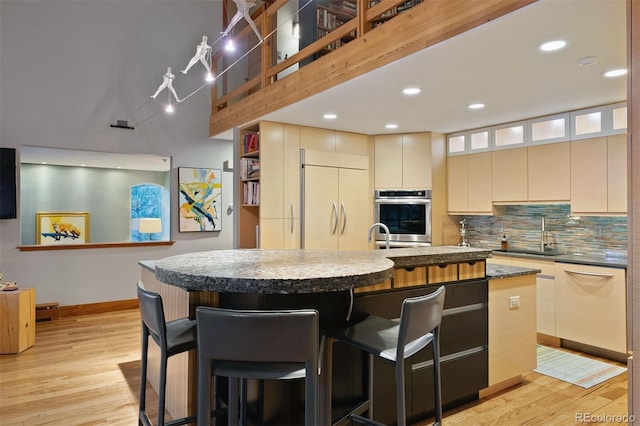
[325,286,446,426]
[195,306,319,426]
[137,281,198,426]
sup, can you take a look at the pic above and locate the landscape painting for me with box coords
[178,167,221,232]
[36,212,89,245]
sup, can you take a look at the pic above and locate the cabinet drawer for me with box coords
[394,267,427,289]
[459,260,485,280]
[428,264,458,284]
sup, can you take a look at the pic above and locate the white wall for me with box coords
[0,0,235,305]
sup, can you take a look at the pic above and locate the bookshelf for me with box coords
[238,124,260,248]
[370,0,423,27]
[300,0,356,63]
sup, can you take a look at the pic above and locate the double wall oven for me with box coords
[374,189,432,248]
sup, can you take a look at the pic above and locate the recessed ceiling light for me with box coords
[603,68,627,78]
[539,40,567,52]
[40,162,47,165]
[385,123,398,129]
[323,113,337,119]
[468,103,485,110]
[81,164,86,167]
[403,87,421,95]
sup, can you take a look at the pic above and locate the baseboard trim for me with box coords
[58,299,138,317]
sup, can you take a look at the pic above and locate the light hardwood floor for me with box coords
[0,309,629,425]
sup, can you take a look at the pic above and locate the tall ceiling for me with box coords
[258,0,627,136]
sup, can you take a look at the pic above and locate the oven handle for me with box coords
[375,198,431,205]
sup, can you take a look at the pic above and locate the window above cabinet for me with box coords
[447,102,626,156]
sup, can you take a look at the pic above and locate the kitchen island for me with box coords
[141,246,537,424]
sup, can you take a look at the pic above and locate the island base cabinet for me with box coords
[353,280,488,424]
[554,263,626,354]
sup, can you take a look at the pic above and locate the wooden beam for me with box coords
[210,0,537,137]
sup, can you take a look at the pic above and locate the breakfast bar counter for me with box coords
[140,246,533,424]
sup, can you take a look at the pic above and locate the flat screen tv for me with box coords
[0,148,17,219]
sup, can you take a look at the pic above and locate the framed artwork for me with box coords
[36,212,90,245]
[178,167,222,232]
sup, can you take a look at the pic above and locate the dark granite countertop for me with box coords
[492,250,627,269]
[149,246,493,294]
[486,263,540,280]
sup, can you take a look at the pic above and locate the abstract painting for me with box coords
[130,183,164,241]
[178,167,221,232]
[36,212,89,245]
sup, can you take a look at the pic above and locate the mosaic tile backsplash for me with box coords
[452,205,627,257]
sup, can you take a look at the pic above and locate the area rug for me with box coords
[534,345,626,388]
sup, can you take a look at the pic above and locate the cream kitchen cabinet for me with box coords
[254,122,301,249]
[302,150,370,251]
[374,133,432,189]
[512,258,556,337]
[300,126,370,156]
[527,142,570,202]
[447,151,492,214]
[554,263,626,354]
[570,135,627,214]
[491,147,528,203]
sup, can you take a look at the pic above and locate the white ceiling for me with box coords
[257,0,627,136]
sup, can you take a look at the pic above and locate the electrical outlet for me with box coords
[509,296,520,309]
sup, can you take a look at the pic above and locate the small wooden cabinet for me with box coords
[446,152,492,214]
[570,135,627,214]
[374,133,431,189]
[492,147,528,202]
[527,142,570,202]
[0,288,36,354]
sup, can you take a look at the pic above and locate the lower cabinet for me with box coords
[554,263,627,354]
[352,280,488,424]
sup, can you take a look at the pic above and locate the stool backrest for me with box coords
[137,281,167,347]
[196,307,318,363]
[397,286,446,359]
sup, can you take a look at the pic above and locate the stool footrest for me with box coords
[331,400,370,426]
[349,413,387,426]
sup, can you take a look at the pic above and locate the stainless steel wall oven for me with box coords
[374,189,432,248]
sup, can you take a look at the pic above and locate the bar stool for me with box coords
[137,281,198,426]
[195,306,319,426]
[325,286,446,426]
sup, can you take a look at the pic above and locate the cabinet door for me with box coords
[338,168,370,251]
[303,165,339,250]
[402,133,431,189]
[607,134,627,213]
[528,142,570,201]
[374,134,403,189]
[512,258,555,336]
[283,124,301,219]
[467,152,492,213]
[260,122,284,219]
[554,263,626,353]
[259,218,284,249]
[300,126,335,152]
[571,137,607,213]
[336,131,370,156]
[492,147,528,202]
[447,155,468,213]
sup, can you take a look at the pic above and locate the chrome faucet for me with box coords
[368,222,390,250]
[540,216,550,252]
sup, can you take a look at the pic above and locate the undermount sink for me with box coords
[495,248,565,257]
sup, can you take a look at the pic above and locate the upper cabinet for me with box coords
[571,134,627,215]
[374,133,432,189]
[446,102,626,215]
[447,152,492,215]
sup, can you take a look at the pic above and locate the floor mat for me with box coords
[534,345,626,388]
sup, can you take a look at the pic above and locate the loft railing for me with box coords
[209,0,537,138]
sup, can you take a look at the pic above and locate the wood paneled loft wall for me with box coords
[209,0,536,137]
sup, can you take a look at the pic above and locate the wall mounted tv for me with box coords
[0,148,17,219]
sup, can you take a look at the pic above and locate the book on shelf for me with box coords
[243,132,260,154]
[243,181,260,205]
[240,158,260,180]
